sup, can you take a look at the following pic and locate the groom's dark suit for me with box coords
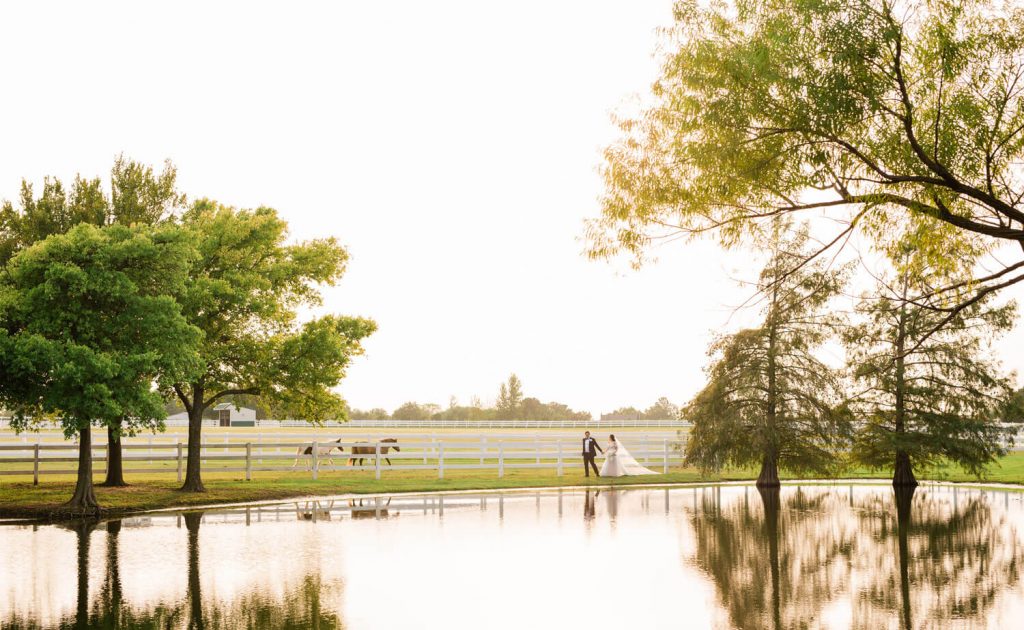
[582,436,603,477]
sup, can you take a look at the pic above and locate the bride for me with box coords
[600,434,657,477]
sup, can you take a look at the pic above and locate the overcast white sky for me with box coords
[1,1,1021,418]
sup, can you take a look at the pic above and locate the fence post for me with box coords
[312,441,319,481]
[498,442,504,478]
[535,433,540,464]
[176,441,183,483]
[246,442,252,481]
[663,439,669,474]
[375,441,381,480]
[480,437,485,465]
[557,439,563,476]
[438,442,445,479]
[33,443,40,486]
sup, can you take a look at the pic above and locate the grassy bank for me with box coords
[4,451,1024,520]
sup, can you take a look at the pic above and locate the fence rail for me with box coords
[0,436,688,484]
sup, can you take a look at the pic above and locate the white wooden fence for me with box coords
[0,434,688,484]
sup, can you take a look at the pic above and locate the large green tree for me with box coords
[170,200,375,492]
[0,224,201,511]
[683,225,850,486]
[0,157,183,486]
[845,252,1016,486]
[588,0,1024,320]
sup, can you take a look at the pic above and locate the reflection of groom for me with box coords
[582,431,603,477]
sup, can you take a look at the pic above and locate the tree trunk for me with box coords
[185,512,205,630]
[757,451,780,488]
[892,450,918,487]
[101,421,127,487]
[894,485,916,630]
[180,402,206,492]
[100,520,124,627]
[66,424,100,514]
[76,521,92,629]
[892,296,917,489]
[758,486,782,630]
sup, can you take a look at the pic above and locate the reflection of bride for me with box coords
[600,434,657,477]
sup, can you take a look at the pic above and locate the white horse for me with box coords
[291,438,344,470]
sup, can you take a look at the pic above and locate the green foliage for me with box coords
[348,407,391,420]
[845,253,1016,478]
[588,0,1024,306]
[391,402,438,420]
[1004,388,1024,423]
[171,200,376,421]
[602,398,680,421]
[380,374,592,421]
[496,374,524,418]
[683,224,851,480]
[0,157,183,264]
[0,223,201,436]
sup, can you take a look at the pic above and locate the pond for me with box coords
[2,484,1024,629]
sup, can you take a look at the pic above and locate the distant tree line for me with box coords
[350,374,596,422]
[600,398,680,422]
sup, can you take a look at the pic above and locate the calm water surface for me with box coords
[2,484,1023,629]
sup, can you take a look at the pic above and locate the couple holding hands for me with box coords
[581,431,656,478]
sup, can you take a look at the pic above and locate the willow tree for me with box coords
[588,0,1024,322]
[0,224,201,512]
[845,252,1016,487]
[171,200,376,492]
[683,226,850,486]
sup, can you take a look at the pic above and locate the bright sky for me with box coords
[1,1,1021,418]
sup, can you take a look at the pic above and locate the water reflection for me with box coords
[687,486,857,628]
[852,486,1023,628]
[3,486,1024,629]
[686,485,1024,629]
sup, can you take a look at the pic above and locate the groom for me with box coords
[582,431,603,477]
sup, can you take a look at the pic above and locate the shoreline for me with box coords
[3,472,1023,524]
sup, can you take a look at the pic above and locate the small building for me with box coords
[213,404,257,427]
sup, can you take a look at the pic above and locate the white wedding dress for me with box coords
[600,440,657,477]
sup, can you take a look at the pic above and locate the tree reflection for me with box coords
[852,487,1023,628]
[687,485,1024,629]
[184,512,204,630]
[2,513,343,629]
[686,486,857,629]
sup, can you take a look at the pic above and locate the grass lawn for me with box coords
[4,451,1024,521]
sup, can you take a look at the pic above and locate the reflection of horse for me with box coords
[349,438,401,466]
[291,438,344,470]
[348,497,395,519]
[295,500,334,521]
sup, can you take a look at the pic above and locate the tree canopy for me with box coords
[0,223,201,510]
[171,200,375,491]
[0,157,182,264]
[845,247,1016,486]
[588,0,1024,325]
[683,225,851,486]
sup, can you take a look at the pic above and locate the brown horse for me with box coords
[348,438,401,466]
